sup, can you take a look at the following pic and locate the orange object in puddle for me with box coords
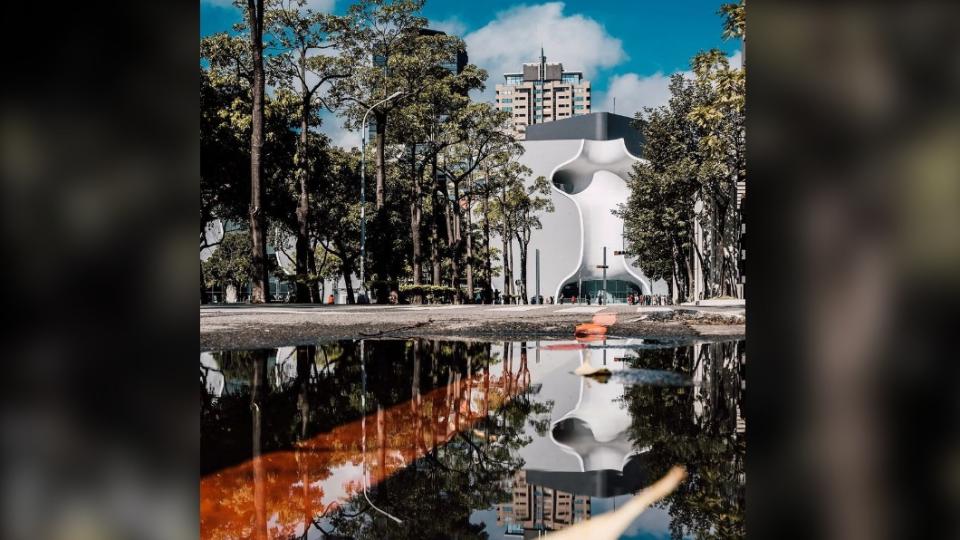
[575,322,608,337]
[574,312,617,337]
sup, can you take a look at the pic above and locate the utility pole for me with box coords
[359,91,403,301]
[596,246,609,304]
[602,246,607,304]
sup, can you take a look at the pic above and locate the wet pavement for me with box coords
[200,337,745,539]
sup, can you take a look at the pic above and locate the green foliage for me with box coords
[398,284,458,303]
[619,9,745,300]
[624,341,746,539]
[200,0,565,301]
[201,67,251,234]
[719,1,745,42]
[202,232,253,287]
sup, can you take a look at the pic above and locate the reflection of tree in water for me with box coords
[623,340,745,540]
[200,339,552,540]
[326,340,553,539]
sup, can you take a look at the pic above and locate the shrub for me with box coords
[399,284,459,304]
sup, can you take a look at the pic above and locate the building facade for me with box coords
[496,470,591,536]
[490,112,669,304]
[496,49,591,140]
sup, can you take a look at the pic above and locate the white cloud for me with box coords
[729,49,743,69]
[202,0,336,13]
[320,109,361,150]
[429,17,466,37]
[463,2,626,102]
[597,50,742,118]
[598,71,680,117]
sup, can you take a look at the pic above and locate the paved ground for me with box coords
[200,303,745,351]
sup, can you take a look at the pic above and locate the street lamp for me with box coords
[359,90,403,301]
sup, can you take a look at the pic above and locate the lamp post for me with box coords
[359,91,403,301]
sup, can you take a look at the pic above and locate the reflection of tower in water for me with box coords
[496,470,591,535]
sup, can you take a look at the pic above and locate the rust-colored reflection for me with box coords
[200,365,529,540]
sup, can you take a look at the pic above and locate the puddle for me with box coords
[200,337,745,539]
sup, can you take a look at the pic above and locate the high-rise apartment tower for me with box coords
[495,49,591,139]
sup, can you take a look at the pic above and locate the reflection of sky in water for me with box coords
[201,338,744,539]
[595,499,677,540]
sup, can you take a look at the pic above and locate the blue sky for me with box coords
[201,0,740,147]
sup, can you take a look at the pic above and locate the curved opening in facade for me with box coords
[552,168,590,195]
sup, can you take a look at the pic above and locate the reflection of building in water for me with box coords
[496,470,591,536]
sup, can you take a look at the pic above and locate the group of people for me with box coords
[487,290,555,305]
[627,293,670,306]
[318,288,671,306]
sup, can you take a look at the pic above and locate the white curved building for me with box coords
[491,112,668,303]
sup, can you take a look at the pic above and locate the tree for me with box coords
[616,75,701,301]
[488,163,552,305]
[511,175,553,303]
[624,341,746,539]
[267,0,348,302]
[243,0,270,303]
[687,49,744,297]
[618,2,745,301]
[313,243,344,300]
[719,0,746,65]
[437,103,516,301]
[473,156,511,303]
[488,161,531,303]
[202,233,253,302]
[312,147,364,304]
[201,67,250,251]
[330,0,427,211]
[385,31,487,292]
[619,56,744,300]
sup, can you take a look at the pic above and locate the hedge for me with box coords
[398,284,459,304]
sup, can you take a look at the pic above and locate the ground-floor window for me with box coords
[560,279,642,303]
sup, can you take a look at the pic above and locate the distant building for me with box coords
[495,48,592,139]
[200,220,296,304]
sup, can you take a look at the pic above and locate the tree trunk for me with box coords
[410,145,422,286]
[296,346,313,438]
[447,203,460,301]
[295,93,312,303]
[306,245,319,302]
[250,349,268,540]
[465,192,474,302]
[374,112,387,210]
[430,231,440,285]
[294,346,312,532]
[341,256,356,304]
[247,0,268,304]
[449,176,467,303]
[501,224,512,302]
[680,236,695,302]
[482,188,492,303]
[517,234,528,304]
[430,157,441,286]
